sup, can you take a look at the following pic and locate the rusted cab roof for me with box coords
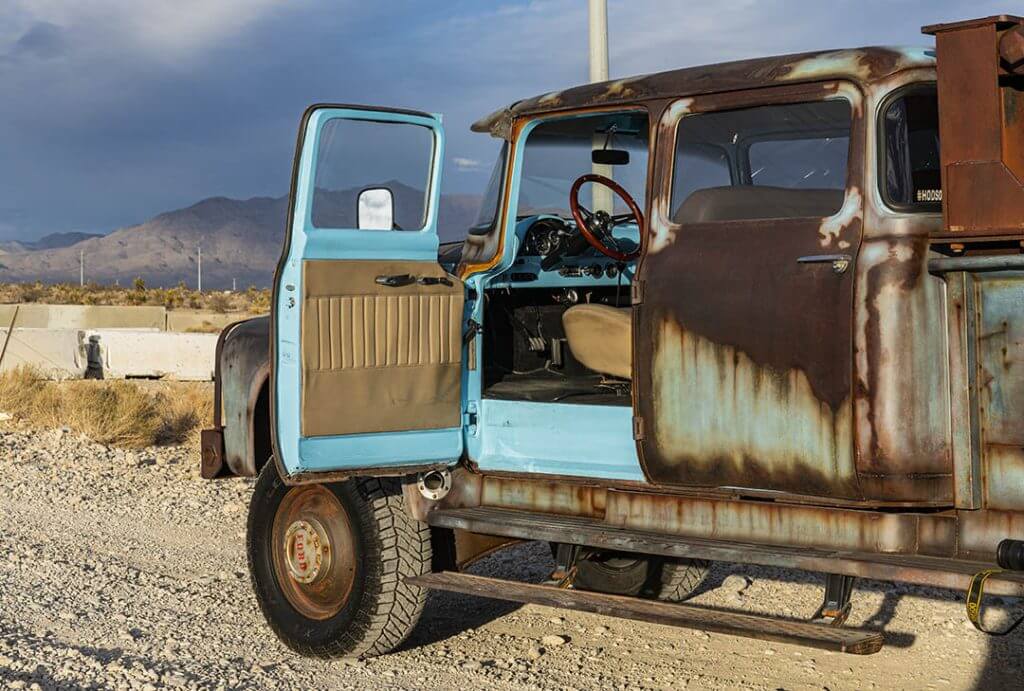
[472,46,936,137]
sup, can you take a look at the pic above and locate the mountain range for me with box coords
[0,184,481,289]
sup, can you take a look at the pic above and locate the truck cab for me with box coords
[210,15,1024,659]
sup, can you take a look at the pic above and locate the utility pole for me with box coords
[197,245,202,292]
[589,0,613,213]
[589,0,609,83]
[79,250,84,287]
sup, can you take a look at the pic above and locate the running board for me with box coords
[407,571,883,655]
[425,507,1024,596]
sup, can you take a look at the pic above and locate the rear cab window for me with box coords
[670,100,852,224]
[879,84,941,211]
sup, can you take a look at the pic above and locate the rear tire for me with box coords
[571,549,709,602]
[247,462,431,658]
[655,558,711,602]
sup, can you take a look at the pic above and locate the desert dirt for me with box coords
[1,427,1022,690]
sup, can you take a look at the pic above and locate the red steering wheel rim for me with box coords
[569,173,644,262]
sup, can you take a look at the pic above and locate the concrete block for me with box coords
[0,304,166,330]
[166,310,258,333]
[0,328,87,379]
[86,330,217,381]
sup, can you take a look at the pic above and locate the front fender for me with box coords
[215,316,271,477]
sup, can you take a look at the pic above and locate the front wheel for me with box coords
[247,463,431,658]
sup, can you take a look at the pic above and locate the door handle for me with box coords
[797,254,851,274]
[375,274,416,287]
[375,274,454,288]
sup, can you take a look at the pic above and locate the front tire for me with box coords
[247,463,431,658]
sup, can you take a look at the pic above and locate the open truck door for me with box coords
[271,105,464,479]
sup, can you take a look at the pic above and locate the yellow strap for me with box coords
[966,568,1024,635]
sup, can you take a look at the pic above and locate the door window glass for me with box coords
[312,118,435,230]
[671,100,852,224]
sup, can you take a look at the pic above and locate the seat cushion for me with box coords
[562,304,631,379]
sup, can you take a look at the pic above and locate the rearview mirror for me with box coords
[357,187,395,230]
[592,149,630,166]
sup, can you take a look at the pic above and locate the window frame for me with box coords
[875,82,941,215]
[309,115,439,233]
[658,83,861,230]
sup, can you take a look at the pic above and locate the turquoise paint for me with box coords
[274,107,461,476]
[462,111,647,482]
[298,427,463,471]
[474,400,645,481]
[275,105,649,483]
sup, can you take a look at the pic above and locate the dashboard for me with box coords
[487,215,637,290]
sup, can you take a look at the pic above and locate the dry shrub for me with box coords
[0,366,52,420]
[155,382,213,445]
[207,292,232,313]
[0,281,271,314]
[61,381,163,448]
[0,366,213,449]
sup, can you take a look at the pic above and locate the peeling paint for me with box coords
[818,187,863,247]
[650,318,857,496]
[538,91,563,106]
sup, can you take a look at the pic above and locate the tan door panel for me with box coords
[301,259,463,437]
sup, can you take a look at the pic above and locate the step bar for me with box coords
[425,507,1024,596]
[407,571,884,655]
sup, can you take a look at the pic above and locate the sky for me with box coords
[0,0,1007,241]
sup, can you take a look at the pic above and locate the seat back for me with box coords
[673,185,845,224]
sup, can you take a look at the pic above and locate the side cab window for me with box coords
[670,100,852,225]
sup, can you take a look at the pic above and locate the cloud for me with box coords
[0,0,294,63]
[7,22,66,60]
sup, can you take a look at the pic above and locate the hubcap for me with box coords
[270,485,356,620]
[284,519,330,584]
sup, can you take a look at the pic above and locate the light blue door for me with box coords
[272,105,465,477]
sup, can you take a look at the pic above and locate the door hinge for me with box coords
[463,402,479,436]
[632,415,645,441]
[631,280,645,305]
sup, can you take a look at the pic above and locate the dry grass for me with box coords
[0,366,213,449]
[0,281,271,313]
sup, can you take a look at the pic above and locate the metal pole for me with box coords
[589,0,609,83]
[0,305,20,371]
[197,245,202,292]
[79,250,84,287]
[589,0,613,213]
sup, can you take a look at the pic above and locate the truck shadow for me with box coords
[403,539,1024,685]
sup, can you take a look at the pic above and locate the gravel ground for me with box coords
[1,427,1023,690]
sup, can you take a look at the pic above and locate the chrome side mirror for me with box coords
[357,187,394,230]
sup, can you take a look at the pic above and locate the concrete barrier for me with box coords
[0,304,166,330]
[0,328,87,379]
[86,330,217,381]
[165,311,258,333]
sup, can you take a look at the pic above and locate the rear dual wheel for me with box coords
[247,463,431,658]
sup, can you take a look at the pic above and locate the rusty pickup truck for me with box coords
[202,14,1024,658]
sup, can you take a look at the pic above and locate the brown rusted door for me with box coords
[635,85,865,499]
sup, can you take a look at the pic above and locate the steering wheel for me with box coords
[569,173,644,262]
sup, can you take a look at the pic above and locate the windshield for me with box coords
[468,142,508,235]
[516,112,649,219]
